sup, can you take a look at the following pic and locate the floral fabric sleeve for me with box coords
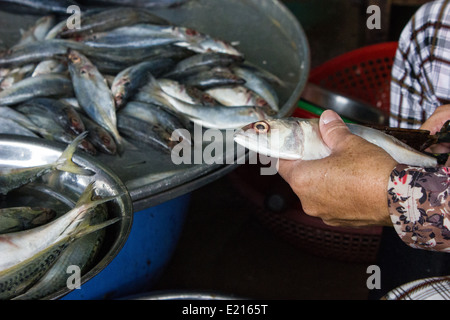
[388,164,450,252]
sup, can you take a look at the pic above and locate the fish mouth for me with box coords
[233,128,273,157]
[233,128,255,148]
[233,127,300,160]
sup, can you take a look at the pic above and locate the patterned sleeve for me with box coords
[388,164,450,252]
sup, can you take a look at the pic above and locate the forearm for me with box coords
[388,164,450,252]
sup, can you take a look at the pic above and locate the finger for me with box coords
[277,158,299,184]
[426,142,450,154]
[319,110,352,149]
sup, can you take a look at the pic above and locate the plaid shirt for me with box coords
[383,276,450,300]
[388,1,450,254]
[390,0,450,128]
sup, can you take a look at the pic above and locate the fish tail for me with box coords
[54,132,94,175]
[70,217,121,241]
[75,181,124,212]
[68,182,122,239]
[110,129,129,156]
[144,75,176,112]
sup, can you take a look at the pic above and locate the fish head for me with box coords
[68,114,85,135]
[234,118,304,160]
[111,75,131,108]
[95,128,118,155]
[234,118,331,160]
[67,49,95,78]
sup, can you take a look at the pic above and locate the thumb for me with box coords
[319,110,351,149]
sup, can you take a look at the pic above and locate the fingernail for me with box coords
[320,110,341,125]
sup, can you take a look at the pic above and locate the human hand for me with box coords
[277,110,398,227]
[420,104,450,155]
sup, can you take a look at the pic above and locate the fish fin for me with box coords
[74,181,97,208]
[75,182,124,211]
[141,75,177,111]
[54,132,94,175]
[70,217,121,241]
[64,182,122,239]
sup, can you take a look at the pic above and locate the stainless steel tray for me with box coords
[0,0,310,211]
[0,135,133,300]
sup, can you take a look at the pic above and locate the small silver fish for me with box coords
[67,49,124,152]
[0,182,120,300]
[136,77,273,129]
[0,74,73,106]
[0,132,93,195]
[111,58,174,109]
[12,203,108,300]
[15,15,55,48]
[233,118,438,167]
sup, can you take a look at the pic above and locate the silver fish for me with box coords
[170,27,243,57]
[24,112,97,155]
[182,67,245,90]
[0,207,56,234]
[67,49,124,152]
[232,66,279,111]
[0,39,83,68]
[0,106,51,137]
[15,15,56,48]
[120,100,191,144]
[205,85,270,108]
[12,203,108,300]
[0,74,73,106]
[80,114,117,155]
[80,24,180,50]
[31,59,67,77]
[233,118,438,167]
[59,7,170,38]
[0,118,39,138]
[157,78,218,106]
[111,58,174,109]
[0,64,35,90]
[44,19,68,40]
[0,132,93,195]
[0,182,120,300]
[136,78,273,129]
[163,52,244,79]
[17,98,85,135]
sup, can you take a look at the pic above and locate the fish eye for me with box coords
[69,54,80,63]
[253,121,270,134]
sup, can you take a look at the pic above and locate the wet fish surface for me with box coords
[67,49,124,152]
[0,133,93,195]
[0,207,56,234]
[0,182,120,300]
[0,74,73,106]
[233,118,438,167]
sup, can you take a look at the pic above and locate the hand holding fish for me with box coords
[420,104,450,158]
[277,110,398,227]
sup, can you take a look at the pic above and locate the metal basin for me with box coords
[0,135,134,300]
[0,0,310,210]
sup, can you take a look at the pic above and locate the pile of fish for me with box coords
[0,5,281,156]
[0,134,121,300]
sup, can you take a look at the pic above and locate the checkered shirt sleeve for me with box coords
[390,0,450,128]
